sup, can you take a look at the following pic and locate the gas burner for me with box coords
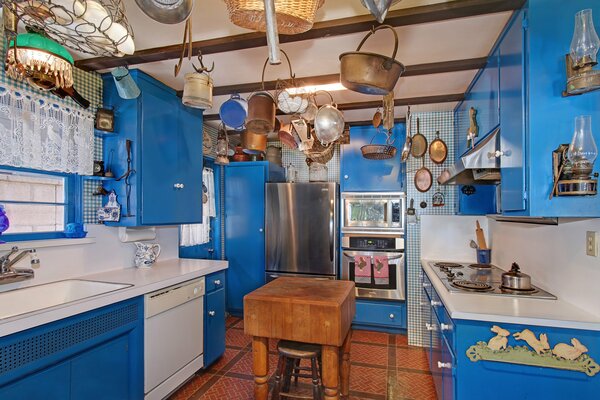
[500,286,539,294]
[451,280,493,292]
[434,262,464,269]
[469,263,492,270]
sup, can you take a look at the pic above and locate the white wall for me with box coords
[420,215,489,262]
[489,218,600,318]
[1,225,180,290]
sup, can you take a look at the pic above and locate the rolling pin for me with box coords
[475,220,487,249]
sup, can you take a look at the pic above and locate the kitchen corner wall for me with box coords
[489,219,600,318]
[405,111,456,347]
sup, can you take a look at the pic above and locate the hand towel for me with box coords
[180,168,215,246]
[373,256,389,285]
[354,255,372,284]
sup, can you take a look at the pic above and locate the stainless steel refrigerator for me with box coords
[265,182,338,281]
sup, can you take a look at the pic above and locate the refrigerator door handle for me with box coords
[329,199,334,262]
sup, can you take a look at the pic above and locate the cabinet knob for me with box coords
[180,183,185,189]
[430,300,442,307]
[440,323,452,331]
[208,311,216,317]
[344,175,349,180]
[214,279,221,286]
[389,313,395,319]
[422,282,431,288]
[425,323,437,331]
[437,361,452,369]
[174,183,183,189]
[259,228,264,233]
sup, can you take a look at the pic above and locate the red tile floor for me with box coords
[169,316,436,400]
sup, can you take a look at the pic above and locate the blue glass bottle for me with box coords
[0,205,9,243]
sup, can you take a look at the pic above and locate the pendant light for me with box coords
[5,32,74,90]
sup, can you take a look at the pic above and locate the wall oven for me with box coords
[341,235,405,301]
[341,192,405,234]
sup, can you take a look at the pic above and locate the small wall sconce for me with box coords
[564,9,600,96]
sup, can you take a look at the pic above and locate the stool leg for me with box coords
[311,357,320,400]
[282,358,293,393]
[293,359,301,385]
[272,355,285,400]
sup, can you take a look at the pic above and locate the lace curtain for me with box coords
[0,87,94,175]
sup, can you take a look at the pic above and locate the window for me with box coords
[0,169,79,240]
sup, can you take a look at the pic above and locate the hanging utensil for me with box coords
[432,191,445,207]
[407,198,417,225]
[174,18,193,77]
[411,117,428,158]
[115,139,136,217]
[372,108,382,128]
[360,0,402,23]
[401,105,412,162]
[382,91,394,130]
[414,157,433,193]
[219,94,248,130]
[429,130,448,164]
[361,128,397,160]
[135,0,194,24]
[313,91,345,145]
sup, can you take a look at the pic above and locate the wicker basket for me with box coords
[223,0,325,35]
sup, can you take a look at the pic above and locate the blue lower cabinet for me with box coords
[0,297,144,400]
[352,299,406,331]
[204,272,226,367]
[441,335,455,400]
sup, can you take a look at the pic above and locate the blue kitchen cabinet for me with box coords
[224,162,284,316]
[102,69,204,226]
[204,271,226,367]
[421,268,600,400]
[0,297,144,400]
[352,299,406,332]
[341,123,406,192]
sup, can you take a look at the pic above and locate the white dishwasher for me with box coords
[145,277,205,400]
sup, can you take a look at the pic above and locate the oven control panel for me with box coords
[349,236,398,250]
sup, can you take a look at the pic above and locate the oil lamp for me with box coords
[564,9,600,95]
[215,124,230,165]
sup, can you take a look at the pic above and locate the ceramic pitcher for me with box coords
[134,242,161,268]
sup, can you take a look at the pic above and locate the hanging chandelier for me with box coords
[5,32,75,90]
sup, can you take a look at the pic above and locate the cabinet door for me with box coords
[225,165,267,315]
[71,334,132,400]
[431,312,443,400]
[0,362,70,400]
[341,124,405,192]
[205,287,226,367]
[441,336,455,400]
[499,11,527,212]
[176,105,204,223]
[140,84,180,225]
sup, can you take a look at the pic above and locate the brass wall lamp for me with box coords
[564,9,600,96]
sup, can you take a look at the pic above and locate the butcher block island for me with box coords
[244,278,356,400]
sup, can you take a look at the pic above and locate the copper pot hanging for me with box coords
[241,130,268,154]
[246,91,276,134]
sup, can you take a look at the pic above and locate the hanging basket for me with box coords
[223,0,325,35]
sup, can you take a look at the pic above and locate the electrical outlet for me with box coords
[586,231,598,257]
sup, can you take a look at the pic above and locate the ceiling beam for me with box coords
[176,57,486,97]
[348,117,406,127]
[75,0,524,71]
[202,93,464,121]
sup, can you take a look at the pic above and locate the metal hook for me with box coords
[192,51,214,74]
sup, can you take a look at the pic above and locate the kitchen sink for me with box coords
[0,279,132,320]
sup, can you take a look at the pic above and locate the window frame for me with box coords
[0,166,82,242]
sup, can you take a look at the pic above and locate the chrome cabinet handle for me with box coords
[214,279,221,286]
[422,282,431,288]
[208,311,216,316]
[173,183,185,189]
[437,361,452,369]
[425,323,437,331]
[440,323,451,331]
[431,300,442,307]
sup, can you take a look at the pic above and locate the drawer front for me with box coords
[354,300,406,328]
[206,271,226,293]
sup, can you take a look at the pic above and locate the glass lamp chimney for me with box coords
[568,115,598,178]
[570,9,600,68]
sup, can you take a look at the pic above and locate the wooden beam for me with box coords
[75,0,524,71]
[202,93,463,121]
[176,57,486,97]
[347,117,406,127]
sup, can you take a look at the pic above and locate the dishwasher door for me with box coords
[144,278,205,395]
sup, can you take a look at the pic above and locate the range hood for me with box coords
[438,128,501,185]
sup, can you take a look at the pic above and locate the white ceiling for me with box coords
[86,0,512,122]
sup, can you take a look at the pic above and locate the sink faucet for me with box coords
[0,246,38,284]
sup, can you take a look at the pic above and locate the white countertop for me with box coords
[421,259,600,331]
[0,258,228,338]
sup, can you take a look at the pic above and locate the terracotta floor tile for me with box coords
[225,328,252,348]
[396,346,430,372]
[349,365,387,396]
[395,334,409,347]
[228,351,279,376]
[226,316,242,328]
[168,371,213,400]
[352,330,389,345]
[207,348,240,373]
[196,376,254,400]
[350,342,389,366]
[394,371,438,400]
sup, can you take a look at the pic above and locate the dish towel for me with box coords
[354,255,372,284]
[373,256,389,285]
[180,168,216,246]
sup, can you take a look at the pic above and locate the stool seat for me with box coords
[277,340,321,358]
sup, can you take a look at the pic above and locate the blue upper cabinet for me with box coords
[102,70,204,226]
[341,123,406,192]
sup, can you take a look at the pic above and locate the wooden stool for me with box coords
[272,340,323,400]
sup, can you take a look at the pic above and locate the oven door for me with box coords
[341,250,405,300]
